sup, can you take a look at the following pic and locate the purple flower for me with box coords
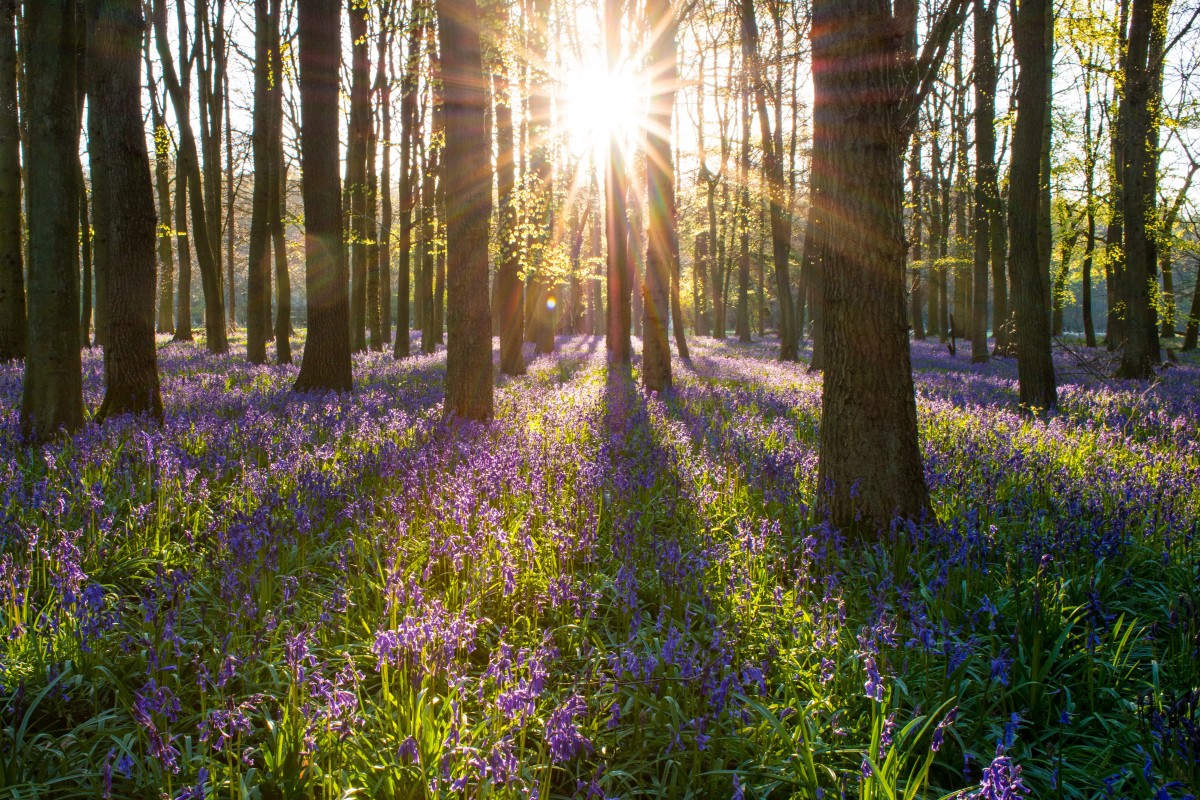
[544,694,591,763]
[968,744,1029,800]
[863,656,885,702]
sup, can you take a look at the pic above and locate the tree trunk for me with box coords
[642,0,675,391]
[377,2,394,345]
[605,0,631,366]
[740,0,796,361]
[1114,0,1161,378]
[1009,0,1056,408]
[294,0,352,392]
[268,0,289,364]
[152,0,226,352]
[21,0,84,439]
[89,0,162,422]
[393,2,423,359]
[436,0,493,419]
[347,0,369,353]
[367,100,382,350]
[494,55,525,374]
[80,175,94,348]
[735,73,752,344]
[1182,255,1200,351]
[1051,223,1079,336]
[909,134,925,340]
[0,0,24,361]
[146,40,174,337]
[247,0,272,364]
[971,0,996,363]
[813,0,932,529]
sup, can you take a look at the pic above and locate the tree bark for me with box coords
[813,0,932,529]
[347,0,369,353]
[1114,0,1162,378]
[0,0,24,361]
[392,2,423,359]
[247,0,273,364]
[89,0,162,422]
[494,52,525,374]
[152,0,226,352]
[436,0,493,419]
[605,0,631,366]
[1009,0,1056,408]
[642,0,675,391]
[21,0,84,439]
[740,0,797,361]
[971,0,997,362]
[294,0,352,392]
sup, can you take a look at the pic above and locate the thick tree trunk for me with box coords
[21,0,84,439]
[642,0,675,391]
[604,0,630,366]
[813,0,931,529]
[1009,0,1056,408]
[89,0,162,422]
[436,0,493,419]
[0,0,24,361]
[294,0,352,392]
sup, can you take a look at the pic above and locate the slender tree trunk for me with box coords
[377,2,395,345]
[1114,0,1162,378]
[89,0,162,422]
[268,0,288,363]
[494,55,525,374]
[1052,218,1080,335]
[367,102,382,350]
[813,0,932,528]
[347,0,369,353]
[909,134,926,340]
[21,0,84,439]
[1009,0,1056,408]
[294,0,352,392]
[642,0,675,391]
[247,0,272,364]
[735,71,751,343]
[79,171,95,349]
[393,3,423,359]
[605,0,630,366]
[437,0,493,419]
[146,42,174,337]
[740,0,796,361]
[0,0,24,361]
[971,0,996,361]
[152,0,226,352]
[1182,254,1200,351]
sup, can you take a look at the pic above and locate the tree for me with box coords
[20,0,84,439]
[1008,0,1057,409]
[145,36,175,337]
[740,0,797,361]
[294,0,352,393]
[348,0,370,353]
[436,0,493,420]
[152,0,227,353]
[1115,0,1165,378]
[393,0,424,360]
[605,0,631,366]
[642,0,675,392]
[0,0,23,362]
[494,6,525,375]
[813,0,966,529]
[89,0,162,422]
[972,0,998,363]
[269,0,289,364]
[247,0,274,364]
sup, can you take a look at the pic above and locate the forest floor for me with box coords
[1,333,1198,799]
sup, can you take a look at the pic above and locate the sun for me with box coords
[559,59,646,158]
